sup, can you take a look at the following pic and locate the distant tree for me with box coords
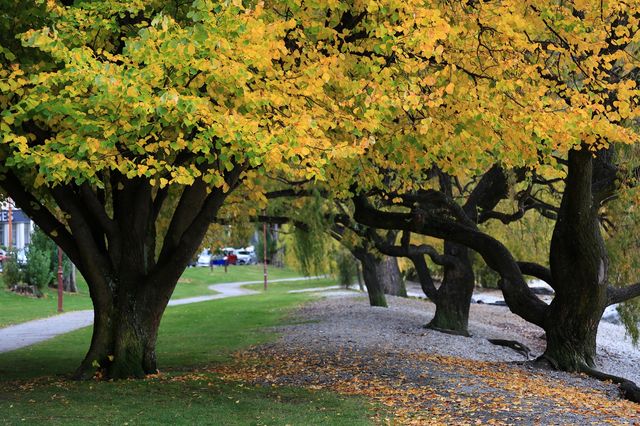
[27,227,76,292]
[335,249,358,289]
[3,248,23,289]
[24,243,53,294]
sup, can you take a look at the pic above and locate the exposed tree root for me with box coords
[536,354,640,404]
[488,339,532,359]
[71,364,99,381]
[581,366,640,404]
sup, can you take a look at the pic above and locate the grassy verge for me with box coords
[0,265,304,327]
[170,264,303,299]
[0,277,377,425]
[1,375,372,425]
[0,278,91,328]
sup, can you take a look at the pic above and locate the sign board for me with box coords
[0,209,30,223]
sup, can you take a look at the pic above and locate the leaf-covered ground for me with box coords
[212,295,640,425]
[214,346,639,425]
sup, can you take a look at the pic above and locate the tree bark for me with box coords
[71,242,196,380]
[427,242,474,335]
[109,285,166,378]
[372,233,482,335]
[377,255,406,297]
[63,263,78,293]
[544,147,608,370]
[353,248,388,307]
[74,283,114,379]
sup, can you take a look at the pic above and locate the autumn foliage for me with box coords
[1,0,640,400]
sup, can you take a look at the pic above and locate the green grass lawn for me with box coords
[0,278,92,328]
[0,273,377,425]
[0,265,311,328]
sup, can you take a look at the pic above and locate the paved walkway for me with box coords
[0,276,324,354]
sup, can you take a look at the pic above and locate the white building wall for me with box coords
[0,215,34,251]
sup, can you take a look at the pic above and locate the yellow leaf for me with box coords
[445,83,455,94]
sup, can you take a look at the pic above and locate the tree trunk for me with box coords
[427,242,474,335]
[353,248,388,307]
[109,290,165,378]
[356,262,365,291]
[74,292,114,380]
[73,274,174,380]
[63,263,78,293]
[377,255,406,297]
[545,147,608,370]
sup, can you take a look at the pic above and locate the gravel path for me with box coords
[216,293,640,424]
[404,281,640,384]
[272,294,640,382]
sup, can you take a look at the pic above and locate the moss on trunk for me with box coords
[545,147,609,372]
[428,242,474,335]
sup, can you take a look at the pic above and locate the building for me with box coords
[0,208,35,252]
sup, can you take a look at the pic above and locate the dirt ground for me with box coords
[214,293,640,425]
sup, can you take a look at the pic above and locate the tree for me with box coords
[26,226,77,292]
[0,1,354,379]
[262,189,405,306]
[331,2,640,403]
[366,167,532,335]
[24,238,54,294]
[3,248,23,289]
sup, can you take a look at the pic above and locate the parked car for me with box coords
[226,252,238,265]
[197,249,212,267]
[219,248,236,265]
[235,249,256,265]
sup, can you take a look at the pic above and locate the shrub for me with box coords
[335,250,357,288]
[25,246,54,292]
[28,227,57,287]
[3,248,23,288]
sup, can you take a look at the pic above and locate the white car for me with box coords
[196,249,212,267]
[235,249,256,265]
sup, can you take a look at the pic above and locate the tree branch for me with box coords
[353,194,548,327]
[517,261,555,290]
[50,185,114,295]
[151,164,247,289]
[408,253,439,301]
[156,179,208,263]
[608,283,640,306]
[0,171,80,264]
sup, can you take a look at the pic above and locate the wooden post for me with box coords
[7,201,12,249]
[57,246,63,312]
[263,222,268,291]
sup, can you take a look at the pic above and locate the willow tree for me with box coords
[0,0,359,379]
